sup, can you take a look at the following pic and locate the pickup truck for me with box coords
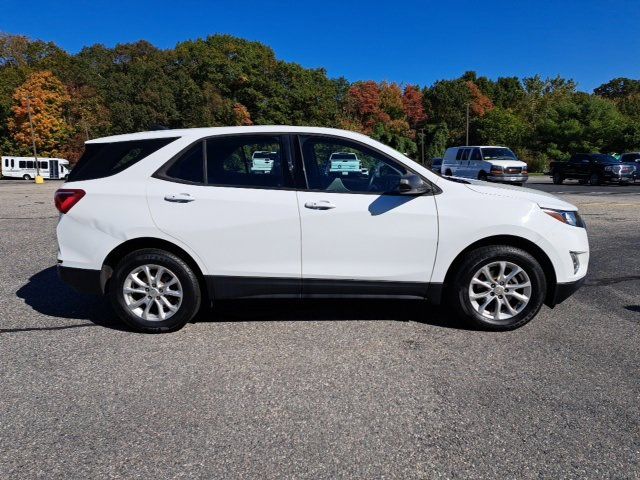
[549,153,635,185]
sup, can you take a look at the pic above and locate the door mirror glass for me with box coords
[396,174,430,195]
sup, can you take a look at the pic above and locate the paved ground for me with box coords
[0,179,638,479]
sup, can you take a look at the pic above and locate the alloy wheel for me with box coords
[122,264,183,321]
[468,261,532,321]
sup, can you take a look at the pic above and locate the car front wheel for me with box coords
[589,173,601,186]
[447,245,547,330]
[552,172,563,184]
[109,249,202,333]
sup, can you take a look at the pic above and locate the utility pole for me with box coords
[420,128,425,165]
[25,96,41,182]
[465,103,470,146]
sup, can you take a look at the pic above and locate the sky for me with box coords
[1,0,639,92]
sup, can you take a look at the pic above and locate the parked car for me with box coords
[549,153,634,185]
[620,152,640,182]
[327,151,361,174]
[430,157,443,175]
[56,126,588,333]
[441,146,528,185]
[250,151,278,174]
[2,156,70,180]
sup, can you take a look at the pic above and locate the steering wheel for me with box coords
[367,162,403,192]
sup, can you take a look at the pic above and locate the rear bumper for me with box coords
[58,265,104,294]
[546,277,585,308]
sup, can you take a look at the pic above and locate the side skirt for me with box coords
[206,276,443,302]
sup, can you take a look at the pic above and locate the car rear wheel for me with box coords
[447,245,547,331]
[109,249,201,333]
[589,173,601,186]
[552,172,563,184]
[23,174,31,180]
[444,169,452,176]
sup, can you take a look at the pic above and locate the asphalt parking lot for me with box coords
[1,177,638,479]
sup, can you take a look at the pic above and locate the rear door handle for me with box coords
[164,193,195,203]
[304,200,336,210]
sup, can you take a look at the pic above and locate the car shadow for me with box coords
[12,266,128,333]
[13,266,470,333]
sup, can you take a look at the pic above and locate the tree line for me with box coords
[1,33,639,171]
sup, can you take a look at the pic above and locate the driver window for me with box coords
[299,136,407,194]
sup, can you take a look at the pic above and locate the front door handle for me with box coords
[304,200,336,210]
[164,193,195,203]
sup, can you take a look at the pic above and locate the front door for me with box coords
[147,134,301,298]
[295,135,439,297]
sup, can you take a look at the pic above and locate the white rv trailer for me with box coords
[1,156,70,180]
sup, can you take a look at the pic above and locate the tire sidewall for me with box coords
[109,250,201,332]
[451,247,547,330]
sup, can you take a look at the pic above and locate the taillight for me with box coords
[54,189,85,214]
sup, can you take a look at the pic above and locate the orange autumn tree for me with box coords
[466,80,494,117]
[402,85,427,129]
[8,70,71,156]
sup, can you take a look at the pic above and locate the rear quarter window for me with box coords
[68,137,178,182]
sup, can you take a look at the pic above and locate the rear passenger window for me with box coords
[471,148,481,160]
[455,149,463,160]
[461,149,470,160]
[19,160,25,168]
[205,135,286,188]
[165,142,204,184]
[69,137,178,182]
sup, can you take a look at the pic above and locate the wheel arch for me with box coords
[442,234,557,307]
[101,237,210,306]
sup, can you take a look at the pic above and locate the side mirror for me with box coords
[396,174,430,195]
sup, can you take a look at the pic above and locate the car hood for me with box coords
[462,178,577,210]
[484,159,528,168]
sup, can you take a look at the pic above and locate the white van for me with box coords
[1,156,70,180]
[441,146,528,185]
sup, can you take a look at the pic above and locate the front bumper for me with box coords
[58,265,104,294]
[487,174,528,183]
[546,277,585,308]
[603,172,634,183]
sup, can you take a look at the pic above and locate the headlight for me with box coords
[542,208,585,228]
[604,166,612,172]
[490,165,503,174]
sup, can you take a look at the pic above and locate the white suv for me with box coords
[442,146,529,185]
[55,127,588,333]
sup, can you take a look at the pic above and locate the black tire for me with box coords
[478,171,488,181]
[552,172,563,185]
[446,245,547,331]
[588,173,601,186]
[108,248,201,333]
[444,169,452,176]
[23,174,31,180]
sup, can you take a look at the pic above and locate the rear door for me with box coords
[147,134,302,298]
[295,134,438,295]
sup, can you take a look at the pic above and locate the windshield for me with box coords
[481,148,516,160]
[331,153,357,160]
[592,154,620,164]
